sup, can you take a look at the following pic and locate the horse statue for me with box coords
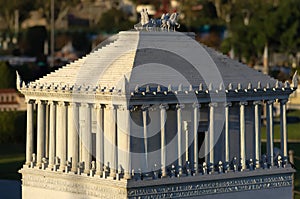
[166,12,180,31]
[134,9,180,32]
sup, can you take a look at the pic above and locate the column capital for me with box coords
[69,102,80,107]
[159,104,169,110]
[35,99,47,105]
[266,100,275,105]
[279,99,288,104]
[47,100,57,106]
[57,101,67,106]
[209,102,218,107]
[105,104,117,110]
[116,104,127,110]
[26,99,35,104]
[253,101,262,105]
[224,102,232,107]
[192,102,201,109]
[239,101,248,106]
[81,102,93,108]
[176,104,185,110]
[93,104,103,109]
[141,104,150,111]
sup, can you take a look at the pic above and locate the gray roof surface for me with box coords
[35,31,279,91]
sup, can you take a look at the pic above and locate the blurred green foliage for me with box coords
[0,62,16,89]
[0,111,26,144]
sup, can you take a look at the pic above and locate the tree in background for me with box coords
[0,62,16,89]
[98,8,135,33]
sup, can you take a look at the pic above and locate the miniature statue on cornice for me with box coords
[134,9,180,32]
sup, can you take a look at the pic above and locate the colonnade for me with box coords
[25,98,289,180]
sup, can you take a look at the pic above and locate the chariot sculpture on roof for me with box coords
[134,9,180,31]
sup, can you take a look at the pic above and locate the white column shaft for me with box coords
[240,102,246,170]
[142,107,148,169]
[209,103,216,165]
[36,101,46,167]
[184,121,189,163]
[58,102,67,171]
[193,104,199,174]
[48,102,56,168]
[267,101,274,166]
[177,105,184,174]
[225,103,230,163]
[25,101,34,165]
[160,104,167,177]
[83,104,92,174]
[254,102,261,168]
[124,108,131,179]
[280,100,288,158]
[110,106,117,177]
[69,103,79,172]
[96,105,104,175]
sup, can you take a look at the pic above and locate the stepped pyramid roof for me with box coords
[19,31,296,103]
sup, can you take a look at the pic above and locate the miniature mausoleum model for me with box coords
[19,12,297,199]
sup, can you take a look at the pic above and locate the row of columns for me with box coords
[25,100,132,179]
[25,98,289,178]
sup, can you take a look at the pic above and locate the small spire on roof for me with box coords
[168,84,172,92]
[292,71,298,88]
[135,85,139,93]
[257,81,261,89]
[178,84,183,92]
[237,83,242,90]
[284,81,290,88]
[228,83,233,90]
[275,80,280,89]
[146,85,150,93]
[247,83,252,90]
[208,83,213,91]
[219,82,225,91]
[199,83,203,91]
[157,85,161,92]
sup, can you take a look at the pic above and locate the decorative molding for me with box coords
[127,174,293,198]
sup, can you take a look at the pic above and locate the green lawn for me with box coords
[289,143,300,199]
[261,109,300,140]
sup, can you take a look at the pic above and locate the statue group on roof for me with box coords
[135,9,180,31]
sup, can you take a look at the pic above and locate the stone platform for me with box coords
[20,167,294,199]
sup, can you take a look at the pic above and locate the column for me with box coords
[266,100,274,166]
[193,103,200,174]
[48,101,56,169]
[57,101,67,171]
[224,102,232,163]
[25,100,34,166]
[82,103,92,174]
[142,105,149,170]
[280,99,288,159]
[209,103,217,165]
[160,104,168,177]
[240,101,247,170]
[69,102,79,173]
[176,104,184,175]
[36,100,46,168]
[45,104,49,158]
[95,104,104,176]
[124,107,132,179]
[254,101,262,168]
[183,121,189,163]
[109,105,117,178]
